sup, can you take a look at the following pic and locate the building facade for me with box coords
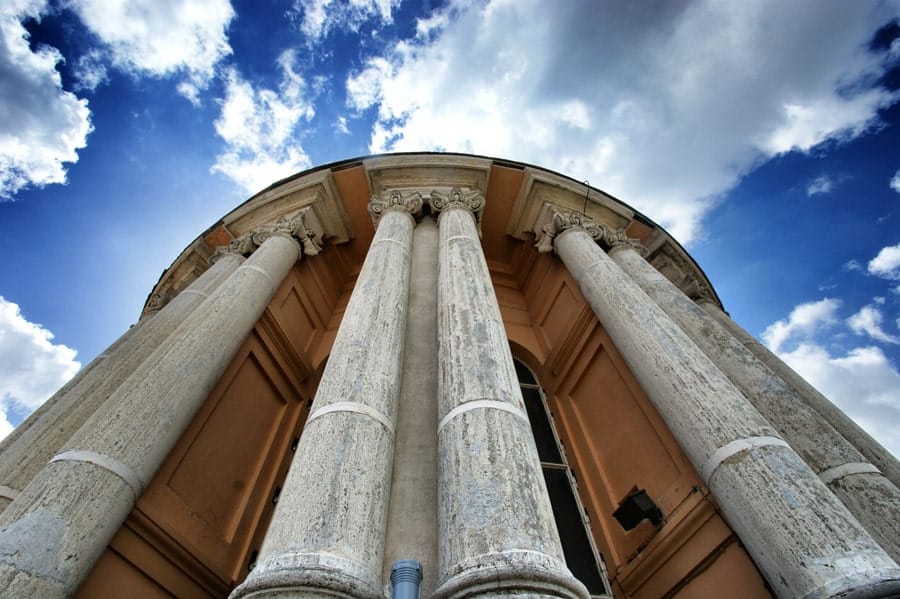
[0,153,898,598]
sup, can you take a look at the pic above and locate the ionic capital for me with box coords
[209,209,322,265]
[604,227,648,257]
[429,187,484,218]
[367,190,423,226]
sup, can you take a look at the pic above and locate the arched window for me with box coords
[514,358,611,597]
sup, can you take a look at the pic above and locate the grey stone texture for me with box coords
[0,234,300,597]
[702,301,900,491]
[553,226,900,599]
[231,207,415,599]
[433,200,589,599]
[382,216,440,596]
[611,245,900,562]
[0,253,243,514]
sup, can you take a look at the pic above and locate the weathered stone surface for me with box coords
[0,234,300,598]
[433,204,588,599]
[611,244,900,562]
[382,216,440,596]
[0,253,243,514]
[702,301,900,491]
[553,227,900,599]
[232,207,414,599]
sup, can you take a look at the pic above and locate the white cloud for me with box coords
[0,1,93,199]
[294,0,400,42]
[806,175,834,196]
[868,242,900,280]
[335,116,351,135]
[346,0,899,244]
[847,304,900,344]
[762,298,840,353]
[778,343,900,459]
[211,50,315,194]
[0,297,81,441]
[891,169,900,194]
[68,0,235,102]
[73,48,109,92]
[844,259,863,272]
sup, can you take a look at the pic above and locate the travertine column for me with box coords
[702,301,900,490]
[0,251,243,512]
[541,212,900,599]
[432,189,588,599]
[610,241,900,561]
[231,193,419,599]
[0,221,304,598]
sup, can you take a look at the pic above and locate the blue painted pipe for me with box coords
[390,559,422,599]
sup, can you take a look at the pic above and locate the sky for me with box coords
[1,0,899,458]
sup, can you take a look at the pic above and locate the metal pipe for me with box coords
[391,560,422,599]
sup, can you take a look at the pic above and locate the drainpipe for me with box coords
[391,560,422,599]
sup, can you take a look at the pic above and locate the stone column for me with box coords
[538,210,900,599]
[0,217,308,598]
[231,192,419,599]
[431,189,588,599]
[0,251,243,513]
[382,216,440,596]
[610,241,900,561]
[702,301,900,490]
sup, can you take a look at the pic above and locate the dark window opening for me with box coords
[515,358,611,597]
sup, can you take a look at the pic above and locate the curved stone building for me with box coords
[0,153,898,599]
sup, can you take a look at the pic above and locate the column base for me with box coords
[433,550,589,599]
[230,551,382,599]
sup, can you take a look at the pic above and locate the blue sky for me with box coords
[1,0,899,456]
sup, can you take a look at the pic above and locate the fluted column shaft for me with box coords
[0,253,243,512]
[702,301,900,489]
[231,207,415,599]
[611,245,900,561]
[0,234,300,598]
[433,196,588,599]
[553,226,900,599]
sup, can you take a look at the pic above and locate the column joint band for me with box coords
[180,289,210,299]
[0,485,20,501]
[701,436,789,485]
[239,263,277,294]
[50,449,144,499]
[307,401,395,435]
[818,462,881,485]
[438,399,529,434]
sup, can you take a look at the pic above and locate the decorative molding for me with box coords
[367,190,423,225]
[429,187,485,217]
[650,243,714,303]
[533,207,645,256]
[209,208,323,265]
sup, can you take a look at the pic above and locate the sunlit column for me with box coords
[0,216,309,598]
[539,209,900,599]
[611,240,900,561]
[0,250,243,513]
[432,189,588,599]
[701,301,900,489]
[231,192,419,599]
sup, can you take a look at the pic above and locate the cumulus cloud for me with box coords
[891,169,900,193]
[806,175,834,196]
[762,298,840,353]
[72,48,109,92]
[868,242,900,280]
[848,304,900,344]
[0,0,93,199]
[346,0,898,244]
[68,0,235,103]
[211,50,315,193]
[0,297,81,440]
[778,343,900,458]
[293,0,400,42]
